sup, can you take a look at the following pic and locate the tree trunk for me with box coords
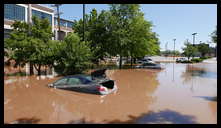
[130,57,133,68]
[19,64,21,73]
[38,64,41,76]
[34,64,41,76]
[30,63,34,75]
[45,65,47,75]
[133,58,136,64]
[119,55,122,69]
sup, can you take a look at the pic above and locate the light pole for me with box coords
[173,39,176,60]
[83,4,85,41]
[52,4,62,40]
[192,33,197,58]
[165,42,168,57]
[192,33,197,45]
[27,4,33,75]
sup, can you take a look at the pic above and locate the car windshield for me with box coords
[54,78,68,85]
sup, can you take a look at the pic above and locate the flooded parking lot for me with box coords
[4,62,217,124]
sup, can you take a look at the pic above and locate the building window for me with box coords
[60,20,67,27]
[32,9,52,25]
[4,4,25,21]
[67,22,74,28]
[4,29,12,38]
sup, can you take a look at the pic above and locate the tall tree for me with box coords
[182,41,198,60]
[108,4,159,68]
[211,27,217,44]
[73,4,160,69]
[197,43,211,57]
[73,9,110,64]
[5,16,54,75]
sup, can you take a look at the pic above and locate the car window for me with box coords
[144,63,155,66]
[85,76,92,81]
[67,77,81,85]
[54,78,68,85]
[78,77,92,84]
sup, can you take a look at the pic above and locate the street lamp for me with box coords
[192,33,197,45]
[173,39,176,60]
[165,42,168,57]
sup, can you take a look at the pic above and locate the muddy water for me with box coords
[137,63,217,124]
[4,62,217,124]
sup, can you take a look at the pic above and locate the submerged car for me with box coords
[176,57,188,63]
[137,58,155,64]
[48,69,117,95]
[135,62,163,69]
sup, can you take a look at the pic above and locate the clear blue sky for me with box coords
[44,4,217,52]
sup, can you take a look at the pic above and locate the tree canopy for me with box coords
[73,4,160,68]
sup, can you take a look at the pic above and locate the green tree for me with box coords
[73,9,110,65]
[196,43,211,57]
[73,4,160,69]
[161,50,181,57]
[5,16,54,75]
[182,41,198,60]
[54,33,92,75]
[211,27,217,44]
[108,4,160,68]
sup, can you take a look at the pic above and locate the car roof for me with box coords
[63,74,91,79]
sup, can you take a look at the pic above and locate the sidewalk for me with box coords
[202,57,217,64]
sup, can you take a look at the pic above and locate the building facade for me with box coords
[4,4,74,40]
[54,17,74,40]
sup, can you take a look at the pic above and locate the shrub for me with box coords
[180,60,192,63]
[200,56,212,60]
[54,33,92,75]
[191,58,203,63]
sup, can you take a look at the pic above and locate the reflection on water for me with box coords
[4,62,217,124]
[186,65,217,79]
[149,62,217,124]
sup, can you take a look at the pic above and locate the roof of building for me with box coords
[54,17,74,23]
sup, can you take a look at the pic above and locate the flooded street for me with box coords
[4,61,217,124]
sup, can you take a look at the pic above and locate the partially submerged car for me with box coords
[176,57,188,63]
[137,58,155,64]
[48,69,117,95]
[135,62,163,69]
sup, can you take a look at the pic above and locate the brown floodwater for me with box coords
[4,62,217,124]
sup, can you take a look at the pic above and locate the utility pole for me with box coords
[165,42,168,57]
[52,4,62,40]
[83,4,85,41]
[173,39,176,60]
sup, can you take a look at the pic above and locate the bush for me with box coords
[200,56,211,60]
[191,58,203,63]
[180,60,192,63]
[54,33,92,75]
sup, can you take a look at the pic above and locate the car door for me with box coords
[66,77,82,90]
[143,63,150,68]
